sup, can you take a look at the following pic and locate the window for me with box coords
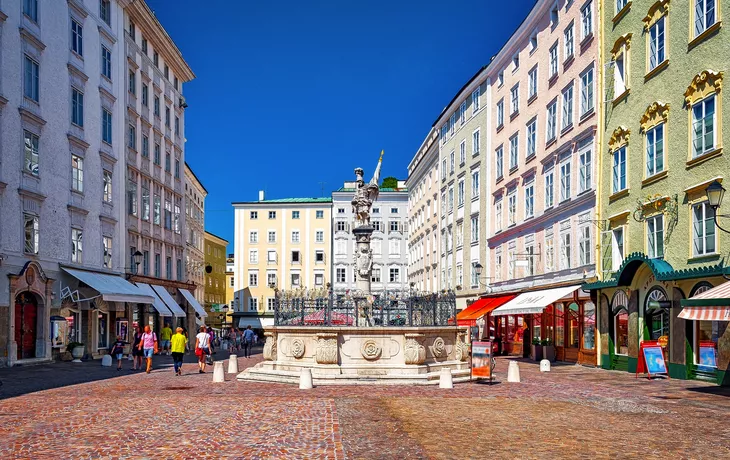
[103,171,112,203]
[497,99,504,127]
[316,210,324,219]
[580,67,594,115]
[248,249,259,264]
[249,272,258,287]
[249,211,258,220]
[471,170,480,198]
[581,1,593,38]
[564,23,574,59]
[509,134,519,170]
[336,221,347,232]
[23,130,39,176]
[525,244,535,276]
[23,213,39,254]
[528,67,538,99]
[336,268,347,283]
[24,55,40,102]
[269,211,276,219]
[165,153,171,172]
[545,235,554,272]
[127,180,137,216]
[153,143,161,165]
[173,204,180,234]
[389,220,401,232]
[546,101,557,142]
[456,264,463,287]
[612,146,627,193]
[141,135,149,158]
[153,51,159,67]
[508,191,517,226]
[579,225,592,265]
[267,273,276,286]
[315,250,325,263]
[616,0,628,14]
[692,95,716,158]
[525,181,534,218]
[510,84,519,114]
[472,87,480,113]
[268,231,276,243]
[545,170,554,208]
[128,19,135,39]
[471,216,479,243]
[693,202,716,256]
[175,160,180,179]
[449,151,455,173]
[611,227,625,271]
[694,0,717,37]
[164,65,169,80]
[459,141,466,165]
[373,220,382,232]
[457,180,465,207]
[141,183,149,220]
[550,2,559,24]
[71,229,83,263]
[128,124,136,150]
[164,200,172,229]
[549,43,559,78]
[496,146,504,179]
[441,159,447,180]
[448,187,454,211]
[449,113,456,136]
[102,237,112,268]
[175,116,180,135]
[24,0,38,22]
[526,120,536,159]
[142,38,148,55]
[128,70,136,95]
[291,231,300,243]
[460,101,467,125]
[507,249,515,279]
[472,129,480,155]
[647,214,664,258]
[456,223,463,247]
[153,194,160,225]
[562,85,573,130]
[101,46,112,79]
[292,210,300,219]
[154,253,160,278]
[154,96,160,117]
[101,108,113,144]
[165,107,170,127]
[494,248,502,281]
[645,124,664,177]
[371,268,381,283]
[559,160,571,202]
[497,71,504,87]
[613,48,627,96]
[560,231,571,270]
[648,16,665,71]
[530,32,538,52]
[71,155,83,192]
[165,257,172,279]
[389,267,400,283]
[337,207,345,214]
[71,19,83,56]
[579,147,592,193]
[267,250,277,263]
[249,298,258,311]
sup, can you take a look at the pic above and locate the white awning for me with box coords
[179,288,207,318]
[491,285,582,317]
[150,285,186,318]
[135,283,173,317]
[237,317,274,329]
[62,268,155,304]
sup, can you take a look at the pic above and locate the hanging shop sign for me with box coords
[472,341,494,383]
[636,341,669,379]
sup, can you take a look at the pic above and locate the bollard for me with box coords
[299,368,313,390]
[101,355,113,367]
[540,359,551,372]
[212,361,225,383]
[439,368,454,389]
[507,360,521,383]
[228,355,239,374]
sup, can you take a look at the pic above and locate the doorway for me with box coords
[15,292,38,360]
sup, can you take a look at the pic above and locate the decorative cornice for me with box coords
[19,27,45,51]
[67,0,89,19]
[608,126,631,152]
[17,187,46,201]
[642,0,670,29]
[67,62,89,82]
[0,9,8,22]
[99,215,118,225]
[0,95,8,108]
[684,70,723,105]
[67,204,89,216]
[611,33,633,57]
[98,85,116,103]
[640,101,670,132]
[67,132,90,150]
[97,24,116,45]
[18,107,47,126]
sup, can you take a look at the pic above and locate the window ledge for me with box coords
[609,189,630,202]
[687,147,723,168]
[496,123,504,133]
[548,73,559,86]
[612,2,632,24]
[563,54,575,68]
[689,21,722,50]
[525,153,536,164]
[561,124,574,136]
[496,176,504,184]
[545,137,557,149]
[527,94,537,105]
[580,33,594,49]
[688,253,721,263]
[579,108,595,124]
[612,88,630,106]
[645,59,669,82]
[509,166,519,175]
[510,111,520,121]
[641,170,668,187]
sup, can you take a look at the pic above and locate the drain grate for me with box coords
[161,386,194,391]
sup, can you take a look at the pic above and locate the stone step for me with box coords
[237,366,472,386]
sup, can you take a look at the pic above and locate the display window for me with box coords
[98,312,109,349]
[695,321,723,371]
[568,302,580,348]
[555,303,565,347]
[583,302,596,350]
[644,286,669,340]
[532,315,542,342]
[66,310,81,344]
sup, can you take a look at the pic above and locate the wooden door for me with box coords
[14,293,38,360]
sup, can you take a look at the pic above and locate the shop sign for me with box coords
[637,341,668,379]
[472,341,493,382]
[657,335,668,348]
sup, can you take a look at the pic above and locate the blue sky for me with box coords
[146,0,535,252]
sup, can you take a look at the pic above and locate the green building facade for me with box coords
[587,0,730,384]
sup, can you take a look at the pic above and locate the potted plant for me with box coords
[67,342,85,362]
[541,338,556,362]
[531,338,543,361]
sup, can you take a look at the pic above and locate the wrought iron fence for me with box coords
[274,289,456,327]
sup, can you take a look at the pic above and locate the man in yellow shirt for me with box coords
[170,327,187,376]
[160,323,173,355]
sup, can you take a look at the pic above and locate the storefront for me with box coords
[454,294,516,341]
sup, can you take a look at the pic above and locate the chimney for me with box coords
[258,190,265,201]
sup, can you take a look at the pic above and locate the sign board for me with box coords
[515,260,529,268]
[636,341,669,379]
[472,341,493,381]
[698,341,717,371]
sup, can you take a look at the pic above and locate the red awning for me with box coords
[455,294,517,326]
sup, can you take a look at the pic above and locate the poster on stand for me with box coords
[636,341,668,378]
[472,341,493,381]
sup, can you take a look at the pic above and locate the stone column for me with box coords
[352,225,374,294]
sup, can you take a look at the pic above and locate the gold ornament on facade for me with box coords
[610,33,633,58]
[608,126,631,153]
[640,101,670,132]
[642,0,670,29]
[684,70,724,106]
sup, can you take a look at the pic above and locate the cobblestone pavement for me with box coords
[1,355,730,459]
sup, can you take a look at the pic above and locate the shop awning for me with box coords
[135,283,172,316]
[150,285,186,318]
[679,281,730,321]
[238,317,274,329]
[179,288,208,318]
[491,285,581,316]
[455,294,517,326]
[62,268,155,304]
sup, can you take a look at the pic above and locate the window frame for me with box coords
[646,213,665,258]
[692,200,717,257]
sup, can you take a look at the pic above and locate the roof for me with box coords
[204,230,228,245]
[232,197,333,205]
[184,162,208,194]
[335,188,407,193]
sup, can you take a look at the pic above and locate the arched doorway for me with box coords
[644,286,669,340]
[15,292,39,360]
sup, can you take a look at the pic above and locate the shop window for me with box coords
[568,303,580,348]
[98,311,109,349]
[533,315,542,342]
[583,302,595,350]
[644,286,668,340]
[612,290,629,355]
[689,283,720,371]
[555,303,565,347]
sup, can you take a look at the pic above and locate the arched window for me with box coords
[612,290,629,355]
[690,282,713,297]
[644,286,668,340]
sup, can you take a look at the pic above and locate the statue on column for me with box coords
[352,151,383,227]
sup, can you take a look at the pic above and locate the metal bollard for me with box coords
[228,355,239,374]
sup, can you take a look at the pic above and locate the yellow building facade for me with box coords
[204,231,228,330]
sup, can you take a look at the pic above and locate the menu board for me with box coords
[472,341,493,380]
[637,341,668,378]
[698,342,717,371]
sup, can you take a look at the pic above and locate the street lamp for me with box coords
[706,180,730,234]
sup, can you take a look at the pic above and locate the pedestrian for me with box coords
[160,322,173,355]
[138,325,158,374]
[171,327,186,376]
[131,326,144,371]
[235,328,242,353]
[110,336,128,371]
[243,325,255,358]
[195,325,211,373]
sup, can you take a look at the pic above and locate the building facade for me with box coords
[184,162,206,306]
[585,0,730,385]
[225,252,234,312]
[332,182,409,294]
[203,231,227,329]
[435,70,489,309]
[232,194,332,329]
[407,128,441,292]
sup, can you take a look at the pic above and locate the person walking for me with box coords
[131,326,144,371]
[138,325,158,374]
[195,325,211,373]
[235,328,242,353]
[110,336,128,371]
[160,323,173,355]
[170,327,186,376]
[243,325,255,358]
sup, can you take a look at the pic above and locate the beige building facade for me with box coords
[184,163,206,305]
[204,231,227,329]
[407,128,441,292]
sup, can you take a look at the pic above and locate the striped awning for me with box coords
[678,307,730,321]
[679,281,730,321]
